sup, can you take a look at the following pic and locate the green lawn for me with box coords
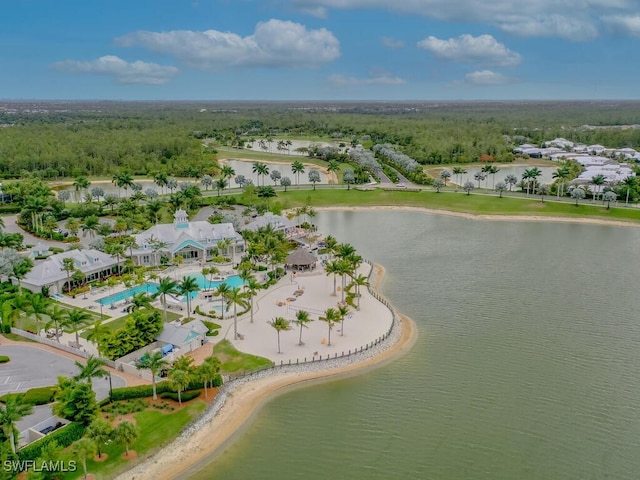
[217,146,340,169]
[212,339,273,374]
[80,308,183,339]
[273,188,640,224]
[61,400,207,479]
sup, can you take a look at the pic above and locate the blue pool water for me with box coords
[96,275,244,306]
[97,283,159,306]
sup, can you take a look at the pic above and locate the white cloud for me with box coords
[602,15,640,36]
[115,19,340,70]
[289,0,628,40]
[462,70,514,85]
[382,36,405,48]
[329,72,406,86]
[418,34,521,67]
[51,55,179,85]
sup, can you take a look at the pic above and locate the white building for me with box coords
[20,249,118,295]
[241,212,296,235]
[130,210,244,266]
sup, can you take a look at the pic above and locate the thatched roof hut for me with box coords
[286,248,317,269]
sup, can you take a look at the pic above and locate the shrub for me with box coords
[22,386,56,405]
[48,247,65,254]
[160,390,201,402]
[109,382,172,401]
[0,356,9,364]
[18,422,85,462]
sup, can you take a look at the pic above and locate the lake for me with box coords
[184,210,640,480]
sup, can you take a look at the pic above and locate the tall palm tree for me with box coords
[72,437,97,479]
[591,175,605,202]
[85,418,112,460]
[179,276,199,321]
[136,351,168,400]
[291,160,305,185]
[269,317,292,353]
[440,169,451,187]
[505,173,518,192]
[319,308,339,347]
[0,396,33,454]
[74,355,108,386]
[622,175,637,204]
[452,166,466,190]
[112,421,139,456]
[325,261,340,297]
[552,165,571,198]
[198,357,221,399]
[46,304,66,342]
[251,162,269,186]
[337,304,350,336]
[225,287,248,340]
[245,277,261,323]
[168,368,191,406]
[293,310,313,345]
[27,293,48,336]
[214,282,231,322]
[63,308,91,346]
[156,277,178,323]
[352,273,369,310]
[126,292,153,313]
[85,320,109,356]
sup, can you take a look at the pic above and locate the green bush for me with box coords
[160,390,201,402]
[18,422,85,462]
[22,386,56,405]
[0,356,9,364]
[110,382,171,401]
[48,247,65,254]
[209,330,220,337]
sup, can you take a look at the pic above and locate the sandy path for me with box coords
[314,205,640,228]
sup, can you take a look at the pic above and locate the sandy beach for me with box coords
[116,264,417,480]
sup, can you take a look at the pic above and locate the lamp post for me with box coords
[106,371,113,401]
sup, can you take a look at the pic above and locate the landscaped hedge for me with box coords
[160,390,201,402]
[0,356,9,364]
[18,422,86,462]
[107,375,223,402]
[0,386,56,405]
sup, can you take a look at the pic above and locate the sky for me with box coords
[2,0,640,101]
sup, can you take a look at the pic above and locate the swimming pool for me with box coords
[192,274,243,290]
[97,283,159,306]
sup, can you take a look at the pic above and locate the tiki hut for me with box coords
[286,248,317,271]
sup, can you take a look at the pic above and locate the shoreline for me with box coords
[116,264,417,480]
[313,205,640,228]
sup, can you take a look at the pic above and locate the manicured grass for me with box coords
[61,400,207,479]
[1,332,36,342]
[274,188,640,223]
[80,308,182,339]
[212,339,273,374]
[217,146,338,169]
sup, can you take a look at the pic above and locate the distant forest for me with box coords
[1,100,640,180]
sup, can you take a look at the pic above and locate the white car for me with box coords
[395,183,406,188]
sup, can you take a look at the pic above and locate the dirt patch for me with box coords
[122,450,138,461]
[93,453,109,463]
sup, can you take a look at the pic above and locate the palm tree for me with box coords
[156,277,178,323]
[136,351,168,400]
[245,277,261,323]
[291,160,305,185]
[72,437,97,479]
[452,166,466,190]
[488,165,500,188]
[293,310,313,345]
[63,308,91,346]
[46,304,66,342]
[474,172,485,189]
[308,170,321,190]
[538,183,548,203]
[505,173,518,191]
[622,175,637,204]
[104,242,125,276]
[85,320,109,356]
[11,256,33,296]
[221,165,235,184]
[0,396,33,454]
[495,181,507,198]
[74,355,108,386]
[168,368,191,406]
[570,186,586,206]
[269,317,292,353]
[252,162,269,186]
[73,176,90,203]
[440,169,451,187]
[225,286,248,340]
[591,175,605,202]
[214,282,231,322]
[352,273,369,310]
[112,421,139,456]
[552,165,571,198]
[198,357,221,399]
[112,172,134,197]
[327,160,340,182]
[179,276,199,321]
[319,308,339,347]
[85,418,112,459]
[126,292,153,313]
[27,293,48,336]
[154,172,169,193]
[337,304,350,336]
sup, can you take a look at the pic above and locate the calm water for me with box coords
[185,211,640,480]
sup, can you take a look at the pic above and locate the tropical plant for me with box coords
[168,368,191,406]
[214,281,231,322]
[590,175,605,202]
[63,308,91,346]
[463,181,475,195]
[74,355,108,387]
[85,418,112,459]
[603,190,617,209]
[495,181,507,198]
[135,351,168,400]
[473,172,486,189]
[439,169,451,186]
[433,178,444,193]
[269,316,292,353]
[0,396,33,453]
[225,286,248,340]
[252,162,269,186]
[622,175,637,204]
[293,310,313,345]
[570,186,586,205]
[72,437,97,479]
[179,276,199,321]
[291,160,305,185]
[126,292,153,313]
[552,165,571,197]
[505,173,518,191]
[198,356,221,399]
[308,170,321,190]
[319,308,339,347]
[53,377,98,425]
[111,420,139,456]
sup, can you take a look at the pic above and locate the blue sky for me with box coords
[2,0,640,100]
